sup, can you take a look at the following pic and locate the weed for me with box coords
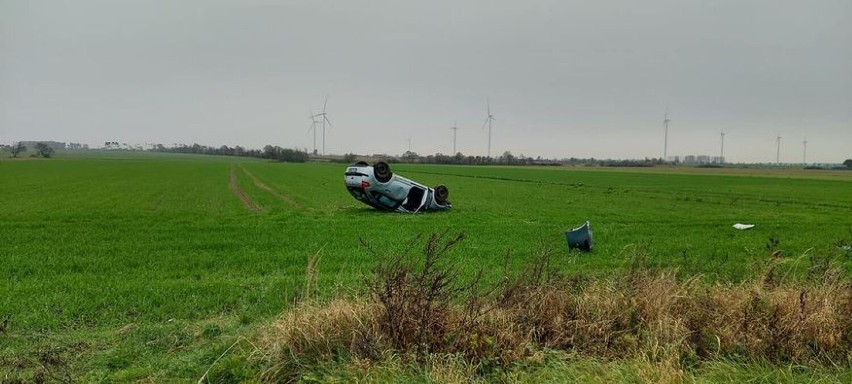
[362,232,469,355]
[766,235,782,252]
[0,315,9,334]
[302,246,325,302]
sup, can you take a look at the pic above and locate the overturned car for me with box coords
[344,161,451,213]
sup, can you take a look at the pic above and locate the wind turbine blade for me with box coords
[324,116,333,128]
[323,96,328,113]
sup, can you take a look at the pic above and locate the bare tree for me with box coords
[34,142,54,158]
[10,142,26,158]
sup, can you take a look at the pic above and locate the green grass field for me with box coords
[1,152,850,381]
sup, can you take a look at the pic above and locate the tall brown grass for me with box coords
[257,233,852,382]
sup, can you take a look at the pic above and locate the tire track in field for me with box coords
[238,165,304,209]
[230,164,261,213]
[149,195,164,213]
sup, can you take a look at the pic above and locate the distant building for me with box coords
[67,142,89,150]
[679,154,725,164]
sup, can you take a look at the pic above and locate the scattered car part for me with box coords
[566,221,593,251]
[732,223,755,230]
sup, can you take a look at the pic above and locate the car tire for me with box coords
[434,184,449,204]
[374,161,393,182]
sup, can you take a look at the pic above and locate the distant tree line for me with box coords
[3,141,55,158]
[150,143,308,162]
[342,150,665,167]
[356,153,851,168]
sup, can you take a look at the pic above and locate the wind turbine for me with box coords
[311,96,332,155]
[662,106,671,160]
[307,109,321,154]
[802,138,808,164]
[776,135,781,164]
[450,121,458,155]
[482,99,495,158]
[719,131,725,164]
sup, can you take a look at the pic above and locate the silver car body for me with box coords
[344,162,451,213]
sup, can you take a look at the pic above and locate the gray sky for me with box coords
[2,0,850,163]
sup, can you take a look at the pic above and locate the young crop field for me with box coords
[1,152,850,382]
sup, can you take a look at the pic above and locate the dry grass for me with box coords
[256,234,852,382]
[258,298,382,381]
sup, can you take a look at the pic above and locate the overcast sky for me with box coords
[2,0,850,163]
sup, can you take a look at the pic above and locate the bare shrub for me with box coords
[363,232,469,355]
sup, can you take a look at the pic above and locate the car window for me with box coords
[372,192,399,209]
[401,187,425,211]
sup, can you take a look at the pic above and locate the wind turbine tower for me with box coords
[662,107,671,160]
[720,131,725,164]
[482,99,495,158]
[776,136,781,164]
[802,139,808,164]
[307,110,320,154]
[311,96,332,155]
[450,121,458,154]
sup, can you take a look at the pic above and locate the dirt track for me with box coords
[229,165,261,212]
[239,165,302,208]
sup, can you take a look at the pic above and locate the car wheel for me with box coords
[434,184,449,204]
[374,161,392,182]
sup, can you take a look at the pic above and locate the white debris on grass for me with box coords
[732,223,755,230]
